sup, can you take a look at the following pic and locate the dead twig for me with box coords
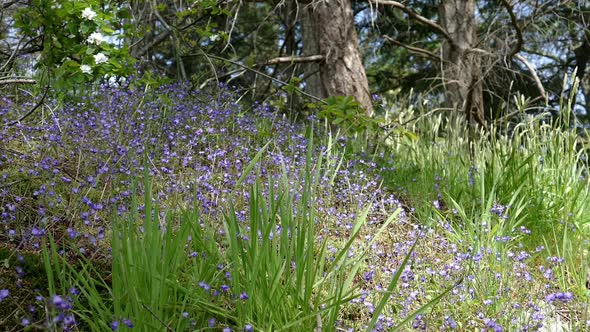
[0,79,36,86]
[5,87,49,127]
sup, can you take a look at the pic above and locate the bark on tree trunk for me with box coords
[283,0,299,58]
[439,0,485,127]
[301,0,374,116]
[301,9,323,100]
[281,0,302,111]
[574,30,590,117]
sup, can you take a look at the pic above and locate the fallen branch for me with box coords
[263,55,325,65]
[0,79,37,86]
[6,87,49,127]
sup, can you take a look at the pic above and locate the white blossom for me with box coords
[93,53,108,65]
[81,8,97,20]
[80,65,92,74]
[87,32,104,45]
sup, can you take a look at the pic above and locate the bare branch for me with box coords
[2,1,18,9]
[189,53,327,104]
[522,48,562,63]
[499,0,523,58]
[262,55,324,65]
[222,0,241,53]
[369,0,453,43]
[515,53,547,101]
[382,35,439,61]
[0,79,36,86]
[130,30,172,58]
[0,36,24,72]
[466,47,494,56]
[150,0,187,80]
[6,87,49,127]
[129,16,197,58]
[0,45,43,58]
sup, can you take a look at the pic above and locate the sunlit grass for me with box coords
[377,85,590,329]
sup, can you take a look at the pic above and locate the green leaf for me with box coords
[72,73,86,83]
[403,129,418,141]
[79,22,93,34]
[62,60,80,68]
[117,8,131,19]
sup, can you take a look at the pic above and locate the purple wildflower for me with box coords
[545,292,573,303]
[0,289,9,301]
[52,295,71,310]
[444,316,458,329]
[121,318,134,328]
[198,281,211,291]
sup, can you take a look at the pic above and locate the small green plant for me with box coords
[320,96,377,133]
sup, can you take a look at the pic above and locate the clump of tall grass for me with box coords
[376,78,590,319]
[41,137,447,331]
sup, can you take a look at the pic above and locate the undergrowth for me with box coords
[1,79,589,330]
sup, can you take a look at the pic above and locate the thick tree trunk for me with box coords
[439,0,485,127]
[301,0,374,116]
[301,9,323,100]
[574,30,590,117]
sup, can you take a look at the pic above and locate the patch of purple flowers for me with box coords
[0,80,582,331]
[545,292,573,304]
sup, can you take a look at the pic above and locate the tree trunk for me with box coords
[283,0,299,59]
[574,30,590,118]
[301,8,323,101]
[301,0,374,116]
[439,0,485,127]
[280,0,301,111]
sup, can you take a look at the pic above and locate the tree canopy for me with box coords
[2,0,589,123]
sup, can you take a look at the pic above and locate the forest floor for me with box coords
[1,83,589,331]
